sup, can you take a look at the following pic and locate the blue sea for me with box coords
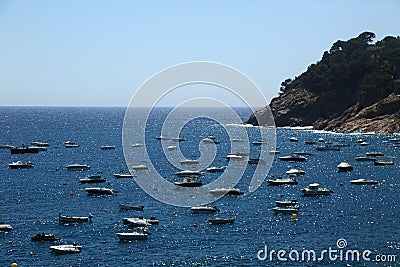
[0,107,399,266]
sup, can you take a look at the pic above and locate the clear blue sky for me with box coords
[0,0,399,106]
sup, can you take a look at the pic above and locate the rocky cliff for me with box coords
[246,32,400,133]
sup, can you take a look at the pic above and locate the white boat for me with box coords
[8,161,34,169]
[174,178,203,187]
[191,206,220,214]
[101,145,115,150]
[0,222,13,232]
[65,164,90,170]
[301,183,333,196]
[59,213,92,223]
[272,207,299,214]
[50,244,82,254]
[113,172,134,178]
[360,141,369,146]
[269,150,280,154]
[286,168,305,175]
[202,138,220,144]
[275,199,299,207]
[337,162,353,172]
[79,172,106,183]
[172,137,187,142]
[355,156,376,161]
[279,155,307,162]
[28,146,47,151]
[31,141,50,147]
[209,188,243,196]
[156,135,169,140]
[179,159,199,165]
[167,145,178,150]
[132,143,144,147]
[231,138,244,142]
[64,141,80,148]
[31,233,60,242]
[131,164,148,170]
[225,154,244,160]
[267,176,298,186]
[123,217,152,227]
[350,178,379,185]
[207,218,235,224]
[116,231,149,241]
[175,170,204,177]
[252,140,267,145]
[248,158,266,164]
[290,137,298,142]
[374,160,394,166]
[85,187,114,195]
[206,166,225,173]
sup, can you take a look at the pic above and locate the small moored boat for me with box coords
[179,159,199,165]
[172,137,187,142]
[50,244,82,254]
[101,145,115,150]
[272,206,299,214]
[0,222,13,232]
[131,164,148,170]
[123,217,152,227]
[58,213,92,223]
[116,230,149,241]
[209,188,243,196]
[79,172,106,183]
[8,161,34,169]
[365,152,384,157]
[65,164,90,170]
[275,199,299,207]
[191,206,220,214]
[337,162,353,172]
[206,166,225,173]
[31,233,61,242]
[267,176,298,186]
[301,183,333,196]
[350,178,379,185]
[279,155,307,162]
[113,172,134,178]
[374,160,394,166]
[85,187,114,195]
[64,141,80,148]
[252,140,267,145]
[286,168,305,175]
[174,178,203,187]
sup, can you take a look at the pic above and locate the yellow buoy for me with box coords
[11,263,18,267]
[382,179,386,185]
[292,213,297,221]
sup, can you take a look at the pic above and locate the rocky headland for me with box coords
[246,32,400,133]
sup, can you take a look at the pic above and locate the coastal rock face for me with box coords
[246,32,400,133]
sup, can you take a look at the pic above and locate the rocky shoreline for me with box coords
[246,32,400,134]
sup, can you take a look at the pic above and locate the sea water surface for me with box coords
[0,107,399,266]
